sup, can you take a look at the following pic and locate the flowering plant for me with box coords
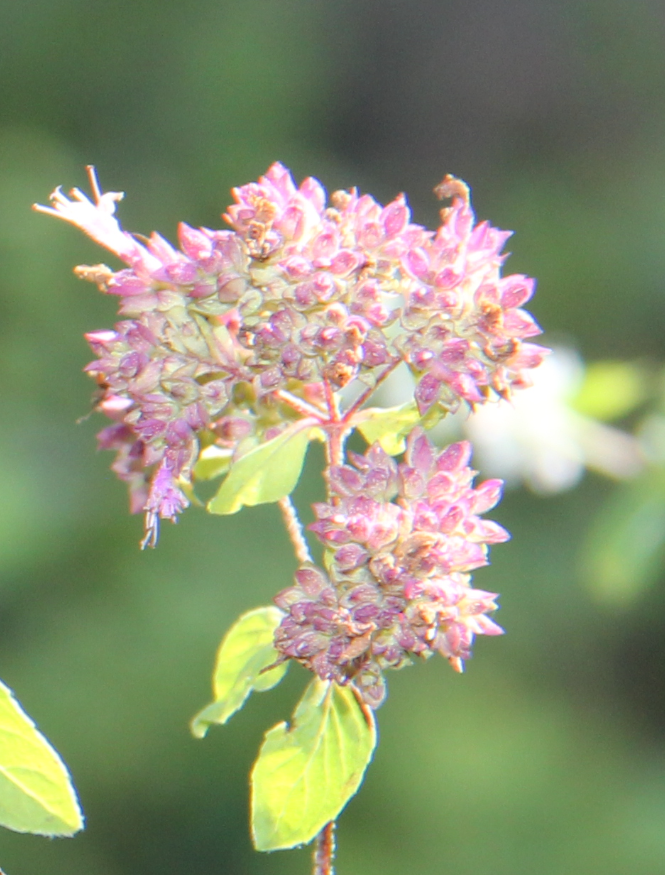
[32,162,547,873]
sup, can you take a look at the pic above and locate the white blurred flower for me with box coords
[463,349,643,492]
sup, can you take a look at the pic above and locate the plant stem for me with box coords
[277,496,312,564]
[313,821,336,875]
[321,378,344,502]
[342,357,401,422]
[322,378,340,424]
[274,388,327,421]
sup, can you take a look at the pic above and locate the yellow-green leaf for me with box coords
[193,445,233,481]
[251,679,376,851]
[191,607,288,738]
[571,361,649,421]
[581,467,665,605]
[207,422,313,515]
[356,401,422,454]
[0,681,83,836]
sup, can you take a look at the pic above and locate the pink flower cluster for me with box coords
[395,177,545,412]
[274,431,507,708]
[35,164,545,546]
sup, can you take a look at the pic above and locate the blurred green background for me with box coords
[2,1,665,873]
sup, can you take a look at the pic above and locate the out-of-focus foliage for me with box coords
[571,361,650,422]
[582,464,665,605]
[3,1,665,874]
[581,373,665,605]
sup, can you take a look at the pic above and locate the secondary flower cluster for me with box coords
[35,164,546,543]
[273,431,507,708]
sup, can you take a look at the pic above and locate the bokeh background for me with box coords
[2,1,665,873]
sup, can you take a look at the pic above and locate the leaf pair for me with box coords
[191,608,377,851]
[198,402,436,516]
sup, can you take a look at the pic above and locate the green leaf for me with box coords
[193,445,233,481]
[207,422,313,515]
[580,467,665,605]
[571,361,649,421]
[356,402,422,454]
[191,607,288,738]
[251,678,377,851]
[0,681,83,836]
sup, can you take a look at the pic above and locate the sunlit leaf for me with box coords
[356,402,422,454]
[191,606,288,738]
[581,467,665,605]
[571,361,649,421]
[207,422,313,515]
[193,445,233,481]
[251,678,376,851]
[0,681,83,836]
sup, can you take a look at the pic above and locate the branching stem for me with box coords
[274,389,327,421]
[342,357,401,423]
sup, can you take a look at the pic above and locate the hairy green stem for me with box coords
[277,496,312,564]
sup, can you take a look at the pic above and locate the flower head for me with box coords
[274,430,507,707]
[35,168,259,543]
[396,177,548,413]
[35,163,545,547]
